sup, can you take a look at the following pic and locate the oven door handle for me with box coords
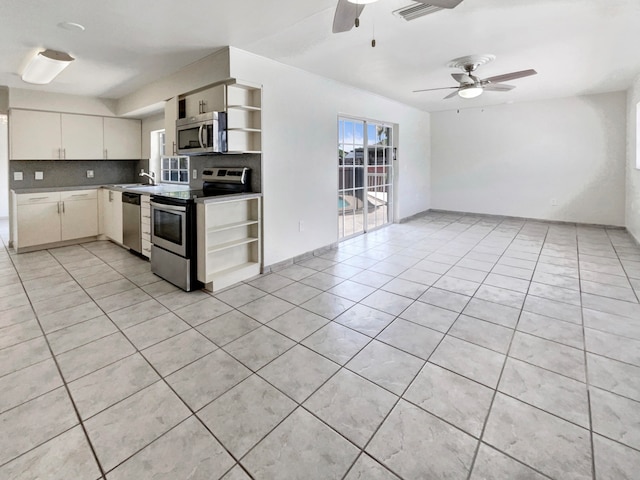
[151,202,187,212]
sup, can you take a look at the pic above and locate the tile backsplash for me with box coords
[10,160,139,189]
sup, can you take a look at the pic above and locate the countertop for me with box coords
[12,184,262,202]
[11,183,192,195]
[195,192,262,204]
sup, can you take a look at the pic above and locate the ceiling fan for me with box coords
[414,54,538,99]
[332,0,465,33]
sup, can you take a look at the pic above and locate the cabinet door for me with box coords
[61,198,98,240]
[60,190,98,240]
[103,117,141,160]
[61,114,104,160]
[16,202,61,247]
[164,97,178,156]
[104,190,123,243]
[184,85,225,117]
[10,110,61,160]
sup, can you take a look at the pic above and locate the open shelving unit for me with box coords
[197,195,262,292]
[225,82,262,154]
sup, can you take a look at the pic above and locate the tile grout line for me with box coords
[464,219,551,480]
[3,244,109,480]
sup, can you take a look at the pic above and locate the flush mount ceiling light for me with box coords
[457,85,483,99]
[21,49,75,85]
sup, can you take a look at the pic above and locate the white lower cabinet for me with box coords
[13,190,98,251]
[197,195,262,291]
[100,189,123,244]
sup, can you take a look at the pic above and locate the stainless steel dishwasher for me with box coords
[122,192,141,254]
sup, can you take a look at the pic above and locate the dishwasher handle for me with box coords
[122,192,141,205]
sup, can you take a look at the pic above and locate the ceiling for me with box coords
[1,0,639,112]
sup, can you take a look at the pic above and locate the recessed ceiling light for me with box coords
[58,21,85,32]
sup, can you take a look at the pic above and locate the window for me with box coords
[161,156,189,184]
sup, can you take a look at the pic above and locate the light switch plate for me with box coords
[35,171,44,180]
[192,169,197,179]
[13,172,23,181]
[87,170,94,178]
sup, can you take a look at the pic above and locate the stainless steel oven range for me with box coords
[150,167,251,291]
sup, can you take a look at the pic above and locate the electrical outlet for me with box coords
[13,172,23,181]
[35,171,44,180]
[299,221,304,232]
[87,170,94,178]
[551,198,558,207]
[192,169,197,179]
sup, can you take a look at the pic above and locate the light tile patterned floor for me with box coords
[1,212,640,479]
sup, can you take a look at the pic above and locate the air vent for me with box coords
[393,2,444,21]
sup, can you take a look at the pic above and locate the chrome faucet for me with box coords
[139,170,156,186]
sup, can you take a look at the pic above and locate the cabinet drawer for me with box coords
[16,192,60,205]
[141,239,152,257]
[61,189,98,201]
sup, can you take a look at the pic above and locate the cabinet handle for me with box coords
[57,202,60,214]
[71,193,88,197]
[104,149,108,159]
[62,148,66,159]
[29,196,49,201]
[62,201,65,213]
[172,141,176,155]
[109,190,113,202]
[57,148,62,159]
[142,230,150,235]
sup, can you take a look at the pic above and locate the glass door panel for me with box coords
[339,117,393,241]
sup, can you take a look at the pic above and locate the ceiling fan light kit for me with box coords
[413,53,537,100]
[21,49,75,85]
[457,85,483,99]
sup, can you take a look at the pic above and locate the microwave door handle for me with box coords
[198,124,206,149]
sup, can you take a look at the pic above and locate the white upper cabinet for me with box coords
[103,117,142,160]
[10,110,62,160]
[10,109,141,160]
[61,114,104,160]
[183,85,226,118]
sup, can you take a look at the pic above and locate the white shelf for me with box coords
[227,127,261,133]
[207,220,259,233]
[225,150,262,155]
[208,261,260,278]
[207,237,258,253]
[227,105,261,112]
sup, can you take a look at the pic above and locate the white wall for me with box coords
[626,75,640,243]
[431,92,627,226]
[229,48,431,266]
[116,48,231,116]
[9,88,116,116]
[141,114,165,160]
[0,115,8,218]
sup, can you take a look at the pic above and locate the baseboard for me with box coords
[264,242,339,274]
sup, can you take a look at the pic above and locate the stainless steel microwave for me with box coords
[176,111,227,155]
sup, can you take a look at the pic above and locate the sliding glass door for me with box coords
[338,117,393,240]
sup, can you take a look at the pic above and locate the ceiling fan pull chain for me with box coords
[371,6,376,47]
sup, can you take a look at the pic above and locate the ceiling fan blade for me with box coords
[483,69,537,84]
[443,90,460,99]
[483,84,516,92]
[415,0,464,8]
[333,0,365,33]
[451,73,472,84]
[413,86,459,93]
